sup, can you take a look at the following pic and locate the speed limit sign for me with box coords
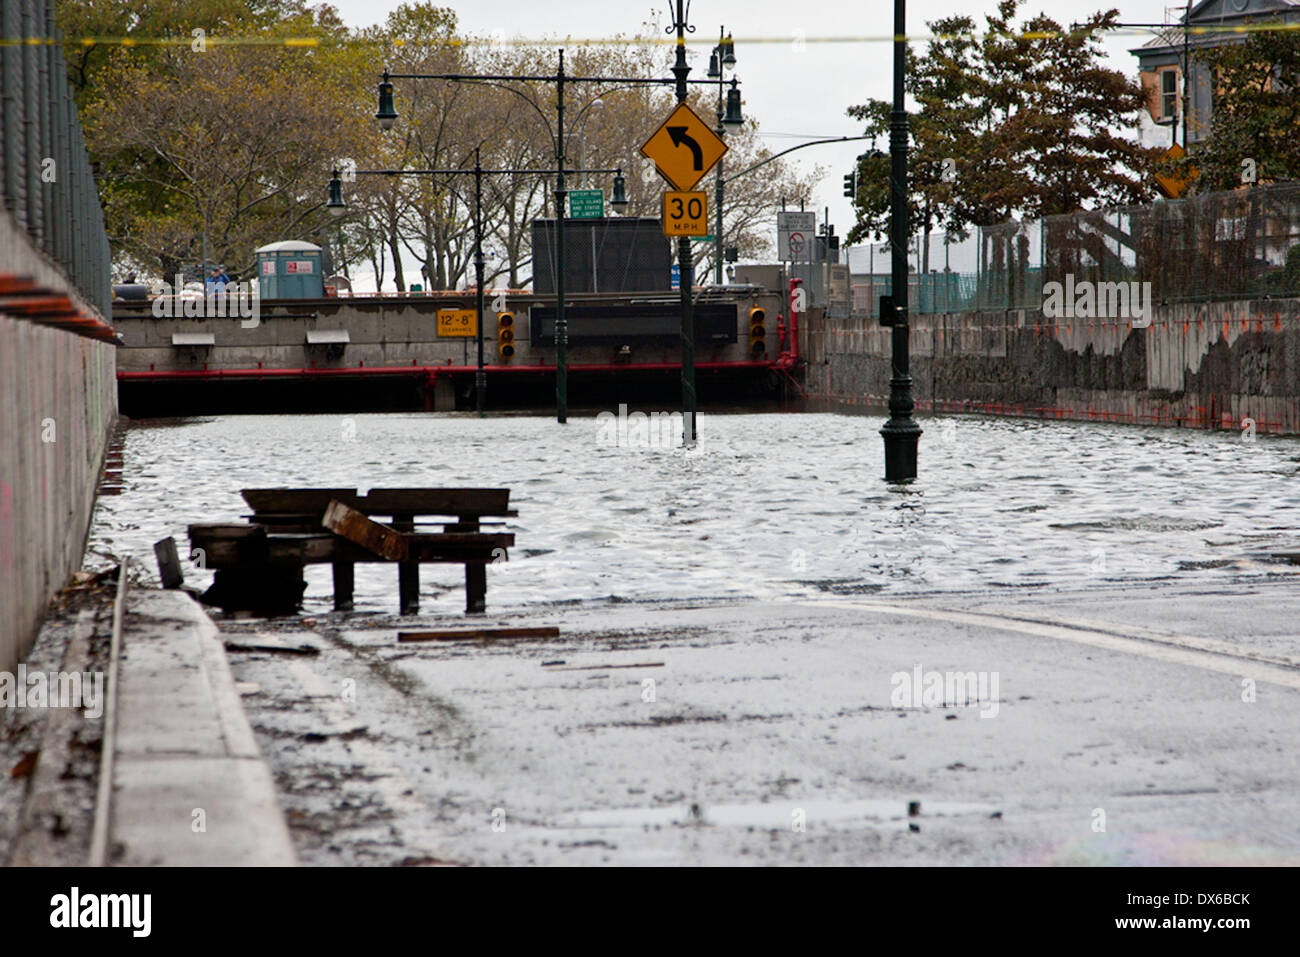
[662,190,709,237]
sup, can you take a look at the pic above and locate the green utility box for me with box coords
[256,240,324,299]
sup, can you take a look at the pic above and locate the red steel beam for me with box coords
[1,274,118,343]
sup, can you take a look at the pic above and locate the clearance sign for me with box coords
[437,309,477,337]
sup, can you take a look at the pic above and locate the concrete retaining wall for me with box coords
[1,215,117,674]
[111,290,784,375]
[803,298,1300,434]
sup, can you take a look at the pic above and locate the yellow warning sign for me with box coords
[1155,143,1193,199]
[437,309,477,337]
[662,191,709,237]
[640,102,728,192]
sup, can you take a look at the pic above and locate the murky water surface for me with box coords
[91,412,1300,615]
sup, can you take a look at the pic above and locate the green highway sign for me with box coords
[691,235,716,242]
[569,189,604,219]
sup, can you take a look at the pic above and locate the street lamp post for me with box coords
[708,30,741,285]
[879,0,922,481]
[473,149,486,416]
[554,52,569,422]
[669,0,698,443]
[575,98,604,188]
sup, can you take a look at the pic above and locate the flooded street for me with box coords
[93,410,1300,612]
[79,411,1300,866]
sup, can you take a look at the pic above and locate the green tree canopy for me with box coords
[1185,26,1300,192]
[845,0,1160,252]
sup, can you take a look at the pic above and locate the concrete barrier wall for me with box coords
[0,221,118,674]
[803,298,1300,435]
[111,291,784,376]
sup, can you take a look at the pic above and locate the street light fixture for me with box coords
[722,80,744,129]
[610,170,629,211]
[327,169,345,217]
[711,30,742,285]
[376,72,398,130]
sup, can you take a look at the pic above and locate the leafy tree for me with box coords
[1184,27,1300,191]
[79,16,363,278]
[845,0,1160,259]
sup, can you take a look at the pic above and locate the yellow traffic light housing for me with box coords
[748,305,766,357]
[497,312,515,359]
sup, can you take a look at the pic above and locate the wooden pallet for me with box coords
[189,487,515,615]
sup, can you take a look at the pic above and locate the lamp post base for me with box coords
[880,418,922,482]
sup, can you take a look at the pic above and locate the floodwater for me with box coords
[90,411,1300,615]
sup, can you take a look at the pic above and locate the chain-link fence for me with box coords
[1,0,111,317]
[850,182,1300,317]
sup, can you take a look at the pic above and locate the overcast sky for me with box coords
[326,0,1179,282]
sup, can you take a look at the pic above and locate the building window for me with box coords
[1160,70,1178,121]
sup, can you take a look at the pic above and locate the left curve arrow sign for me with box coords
[667,127,704,171]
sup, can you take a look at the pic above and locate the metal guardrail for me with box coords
[1,0,111,318]
[853,181,1300,316]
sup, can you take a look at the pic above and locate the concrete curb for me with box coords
[109,588,296,866]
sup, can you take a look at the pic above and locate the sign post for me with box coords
[642,94,729,446]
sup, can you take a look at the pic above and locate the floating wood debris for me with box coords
[322,499,409,562]
[397,626,561,643]
[153,536,184,589]
[541,662,665,671]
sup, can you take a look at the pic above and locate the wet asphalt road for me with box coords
[223,578,1300,866]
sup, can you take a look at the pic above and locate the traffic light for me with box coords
[843,169,857,199]
[878,294,896,328]
[497,312,515,359]
[748,305,766,357]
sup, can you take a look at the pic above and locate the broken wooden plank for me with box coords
[361,487,511,517]
[246,534,511,566]
[187,523,268,566]
[223,635,321,656]
[243,487,513,519]
[542,662,665,671]
[323,498,409,561]
[153,536,184,589]
[241,488,359,514]
[397,626,561,643]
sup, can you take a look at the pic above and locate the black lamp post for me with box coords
[669,0,699,443]
[708,30,743,285]
[879,0,922,481]
[327,160,626,416]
